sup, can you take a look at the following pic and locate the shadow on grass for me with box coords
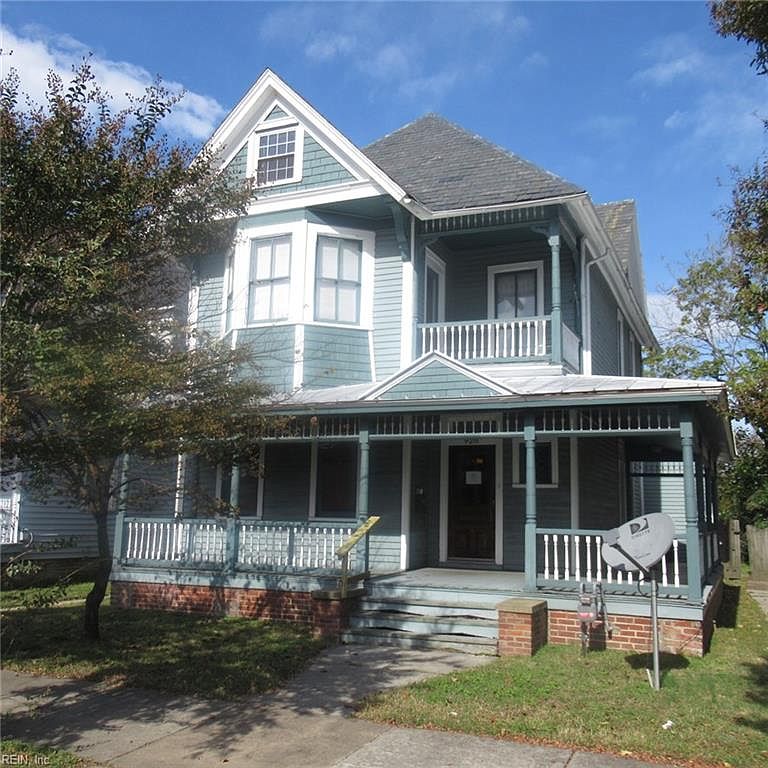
[716,583,741,628]
[624,651,690,685]
[737,653,768,736]
[1,604,485,763]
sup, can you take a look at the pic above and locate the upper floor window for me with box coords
[249,123,304,187]
[488,262,544,321]
[248,235,291,323]
[315,236,362,324]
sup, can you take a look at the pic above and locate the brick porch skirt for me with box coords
[498,578,723,658]
[111,581,355,638]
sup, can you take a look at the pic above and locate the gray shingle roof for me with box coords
[595,200,636,272]
[362,114,585,212]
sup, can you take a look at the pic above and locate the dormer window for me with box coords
[249,121,304,187]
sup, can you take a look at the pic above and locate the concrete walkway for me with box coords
[2,646,669,768]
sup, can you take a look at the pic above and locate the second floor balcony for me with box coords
[418,316,581,370]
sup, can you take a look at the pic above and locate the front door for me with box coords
[447,444,495,560]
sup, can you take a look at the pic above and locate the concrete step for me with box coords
[341,628,498,655]
[358,596,499,621]
[349,610,498,639]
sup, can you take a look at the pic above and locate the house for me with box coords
[110,69,733,657]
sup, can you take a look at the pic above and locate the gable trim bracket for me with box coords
[389,203,411,261]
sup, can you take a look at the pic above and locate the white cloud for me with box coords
[520,51,548,72]
[399,70,459,104]
[633,34,708,86]
[305,34,357,62]
[646,292,682,338]
[1,24,225,140]
[579,114,636,139]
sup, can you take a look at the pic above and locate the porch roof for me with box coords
[287,374,724,407]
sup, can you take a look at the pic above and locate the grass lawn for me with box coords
[1,581,105,609]
[359,584,767,768]
[1,605,326,698]
[0,739,98,768]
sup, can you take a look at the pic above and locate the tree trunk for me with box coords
[84,509,112,641]
[83,457,118,641]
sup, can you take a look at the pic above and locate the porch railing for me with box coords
[536,528,688,592]
[419,317,549,361]
[562,325,581,370]
[120,517,356,572]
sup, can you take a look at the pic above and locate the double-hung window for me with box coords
[248,235,291,323]
[256,129,297,184]
[494,269,538,318]
[315,236,362,324]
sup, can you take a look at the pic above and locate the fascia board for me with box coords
[243,182,386,217]
[571,197,657,349]
[268,386,725,416]
[203,69,411,206]
[414,192,587,221]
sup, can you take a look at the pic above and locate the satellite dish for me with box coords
[601,513,675,573]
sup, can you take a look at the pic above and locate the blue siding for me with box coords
[368,442,403,573]
[590,268,620,375]
[302,326,371,388]
[235,325,296,391]
[373,226,403,379]
[256,135,355,198]
[503,439,571,571]
[265,105,288,121]
[379,360,497,400]
[126,457,177,517]
[411,441,441,567]
[196,252,225,338]
[18,487,115,556]
[442,239,552,322]
[224,143,248,186]
[262,443,311,520]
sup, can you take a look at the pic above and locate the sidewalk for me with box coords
[2,645,668,768]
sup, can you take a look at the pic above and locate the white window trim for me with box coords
[247,121,304,188]
[512,437,559,489]
[487,261,545,320]
[222,220,308,334]
[246,234,292,324]
[306,223,375,330]
[424,248,446,323]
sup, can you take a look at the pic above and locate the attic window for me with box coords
[252,124,303,186]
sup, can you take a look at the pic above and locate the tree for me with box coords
[1,63,269,639]
[649,3,768,525]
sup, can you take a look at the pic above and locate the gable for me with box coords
[207,70,407,205]
[367,356,510,401]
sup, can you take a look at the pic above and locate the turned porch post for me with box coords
[681,411,702,602]
[524,414,538,591]
[549,224,562,366]
[357,425,371,572]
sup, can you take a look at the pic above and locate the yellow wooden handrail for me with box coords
[336,515,380,598]
[335,515,380,558]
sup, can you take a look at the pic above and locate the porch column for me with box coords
[681,412,702,602]
[112,453,130,567]
[358,427,371,573]
[524,415,537,591]
[549,225,562,366]
[229,464,240,510]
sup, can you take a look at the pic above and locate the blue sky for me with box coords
[2,1,766,319]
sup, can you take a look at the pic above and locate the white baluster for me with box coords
[673,540,680,587]
[544,534,550,579]
[574,535,581,581]
[586,535,593,581]
[553,534,560,580]
[661,550,669,587]
[564,534,570,580]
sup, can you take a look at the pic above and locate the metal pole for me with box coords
[651,570,660,691]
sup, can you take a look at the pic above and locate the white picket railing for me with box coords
[238,522,354,570]
[537,529,687,589]
[0,496,20,544]
[121,517,355,571]
[419,317,549,361]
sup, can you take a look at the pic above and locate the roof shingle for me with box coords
[362,114,585,212]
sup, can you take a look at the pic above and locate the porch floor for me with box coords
[371,568,526,594]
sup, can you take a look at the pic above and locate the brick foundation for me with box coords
[547,611,707,656]
[497,598,548,656]
[111,581,356,638]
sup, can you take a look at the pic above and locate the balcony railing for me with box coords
[419,317,550,361]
